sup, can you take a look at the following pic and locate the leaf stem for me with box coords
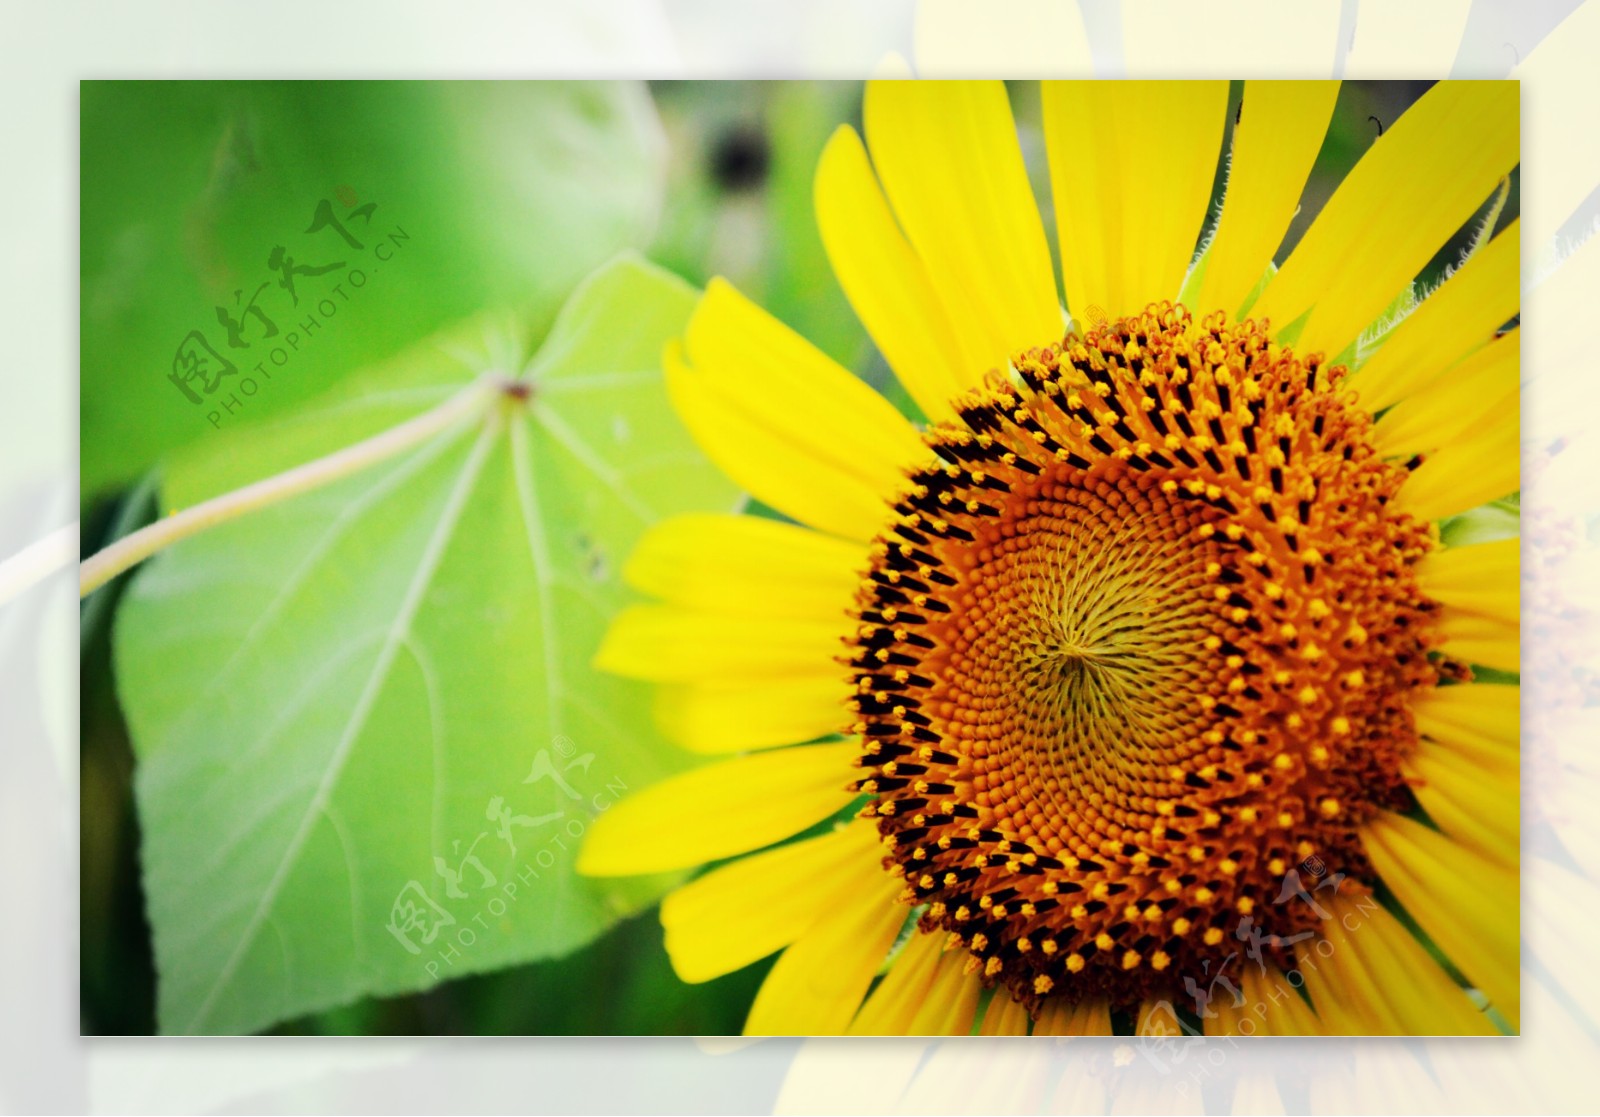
[79,379,499,597]
[79,470,160,652]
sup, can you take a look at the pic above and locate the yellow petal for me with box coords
[1406,733,1518,861]
[844,931,944,1035]
[1192,81,1341,320]
[979,991,1033,1036]
[1347,220,1520,412]
[1362,811,1519,1029]
[905,957,983,1036]
[597,604,849,683]
[1393,421,1519,524]
[814,126,971,422]
[1033,996,1112,1036]
[1295,889,1496,1035]
[1044,81,1230,320]
[1412,682,1519,754]
[744,871,908,1035]
[1251,81,1518,359]
[1373,328,1519,459]
[1417,537,1519,671]
[670,282,928,542]
[1419,538,1520,617]
[863,80,1061,375]
[849,930,979,1036]
[577,742,859,876]
[1206,965,1326,1036]
[661,822,880,983]
[625,512,862,622]
[655,676,847,754]
[1297,907,1409,1035]
[1134,1001,1177,1037]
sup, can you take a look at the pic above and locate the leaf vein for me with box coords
[180,422,500,1033]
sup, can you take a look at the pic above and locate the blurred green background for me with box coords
[80,79,1515,1035]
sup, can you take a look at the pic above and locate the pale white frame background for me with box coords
[3,0,1594,1111]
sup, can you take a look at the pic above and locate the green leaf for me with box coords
[1439,497,1521,548]
[81,81,666,501]
[1176,234,1214,312]
[1353,280,1419,366]
[1236,260,1278,321]
[759,84,872,375]
[113,255,736,1035]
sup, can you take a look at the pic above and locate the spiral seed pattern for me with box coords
[845,304,1444,1010]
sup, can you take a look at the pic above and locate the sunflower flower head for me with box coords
[849,303,1445,1009]
[582,78,1519,1037]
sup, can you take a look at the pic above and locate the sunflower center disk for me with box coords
[846,303,1443,1010]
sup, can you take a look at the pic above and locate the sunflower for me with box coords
[577,79,1520,1036]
